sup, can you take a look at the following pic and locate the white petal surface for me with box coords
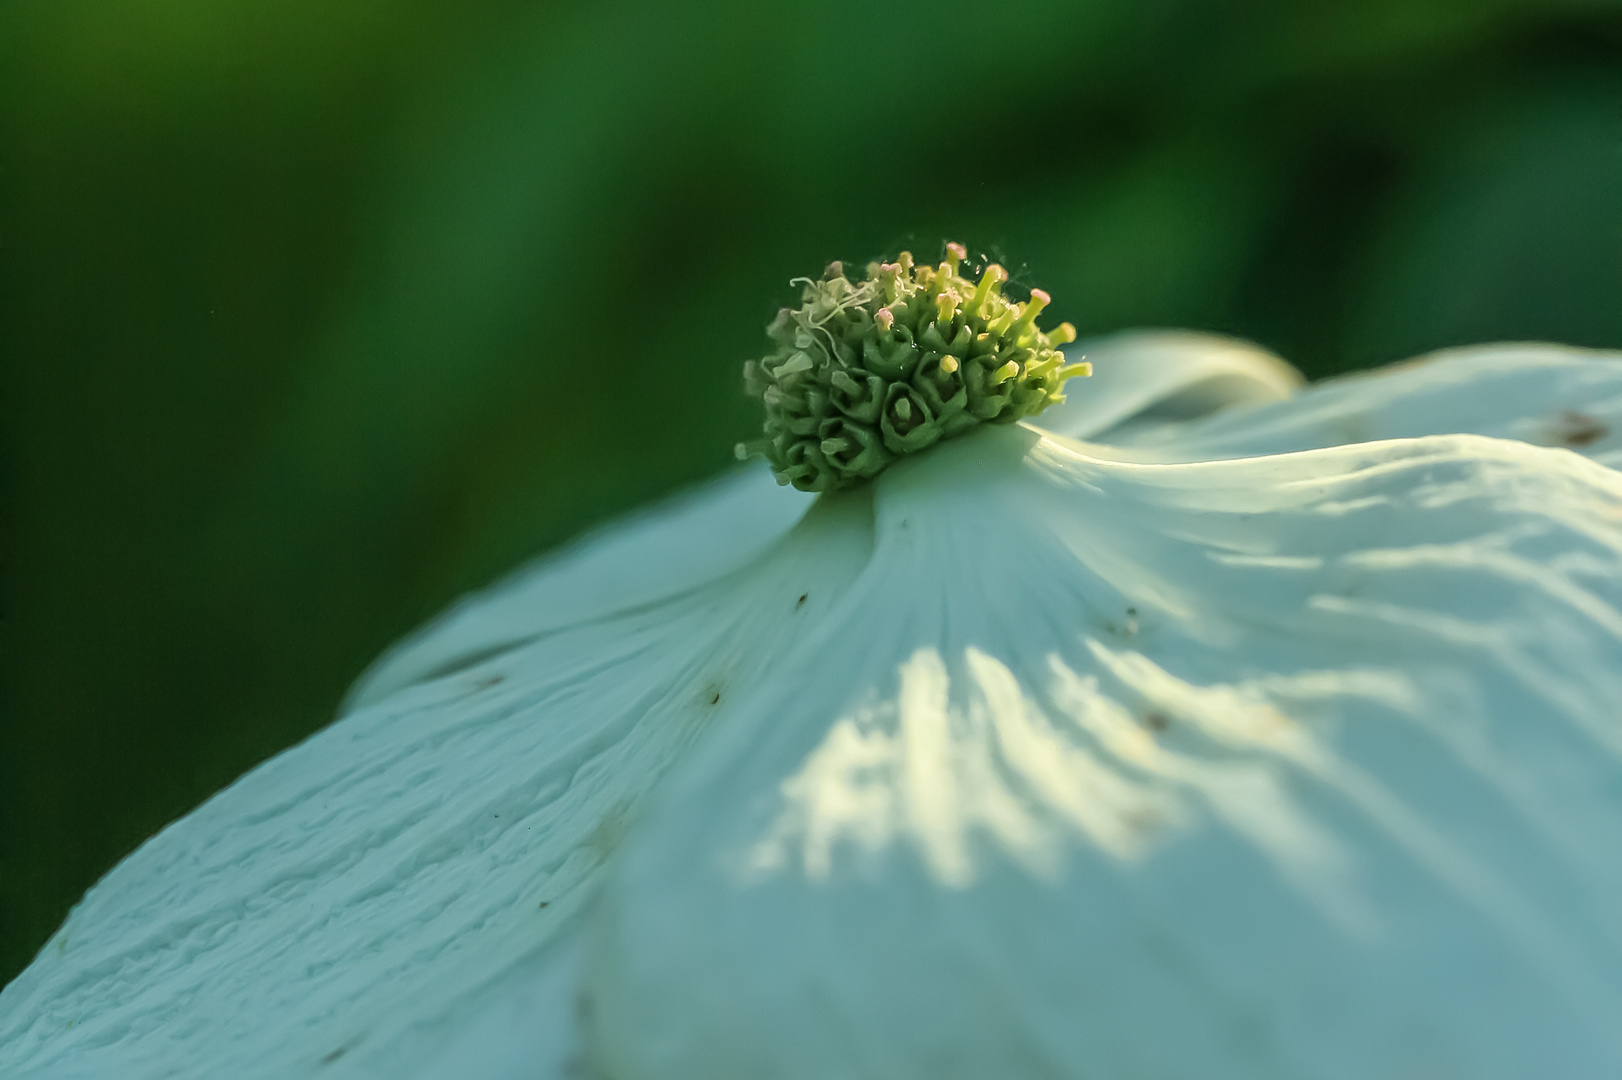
[1107,342,1622,466]
[588,424,1622,1080]
[1041,329,1303,440]
[0,496,878,1079]
[343,465,812,712]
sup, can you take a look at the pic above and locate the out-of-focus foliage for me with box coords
[1,0,1619,986]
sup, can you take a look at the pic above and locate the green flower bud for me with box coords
[738,245,1090,491]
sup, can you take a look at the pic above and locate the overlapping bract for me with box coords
[741,245,1086,491]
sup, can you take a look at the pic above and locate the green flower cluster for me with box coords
[738,244,1088,492]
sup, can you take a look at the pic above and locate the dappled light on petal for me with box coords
[588,424,1622,1080]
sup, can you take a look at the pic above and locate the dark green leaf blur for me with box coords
[3,0,1620,985]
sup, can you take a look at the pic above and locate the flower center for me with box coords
[737,243,1090,491]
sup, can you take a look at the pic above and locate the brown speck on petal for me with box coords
[1550,410,1608,448]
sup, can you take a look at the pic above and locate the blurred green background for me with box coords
[3,0,1621,986]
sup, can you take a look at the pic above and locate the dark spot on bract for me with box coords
[321,1046,348,1065]
[708,690,721,705]
[538,901,549,909]
[796,593,808,609]
[1143,711,1170,733]
[476,674,505,690]
[1553,410,1608,447]
[1126,607,1137,617]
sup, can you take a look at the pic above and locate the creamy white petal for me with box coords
[587,424,1622,1080]
[1111,342,1622,465]
[0,495,878,1079]
[1042,330,1304,441]
[343,465,812,712]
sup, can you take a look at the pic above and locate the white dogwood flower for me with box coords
[4,306,1622,1079]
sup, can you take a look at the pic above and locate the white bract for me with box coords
[4,334,1622,1079]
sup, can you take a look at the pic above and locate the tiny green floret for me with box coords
[737,243,1089,491]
